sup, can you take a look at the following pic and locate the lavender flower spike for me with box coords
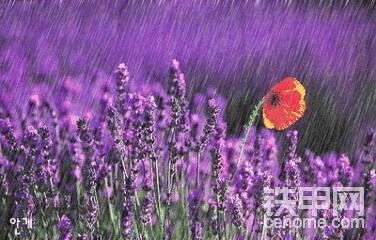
[198,98,220,152]
[188,190,203,240]
[196,98,220,188]
[285,130,301,190]
[121,173,136,239]
[167,59,189,132]
[114,63,129,115]
[141,177,154,224]
[77,118,99,238]
[58,215,73,240]
[210,121,226,239]
[38,126,59,207]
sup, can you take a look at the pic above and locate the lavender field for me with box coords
[0,1,375,240]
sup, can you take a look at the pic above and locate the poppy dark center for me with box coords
[269,93,280,106]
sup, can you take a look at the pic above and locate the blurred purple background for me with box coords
[0,0,375,155]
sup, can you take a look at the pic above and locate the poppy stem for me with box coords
[230,98,264,181]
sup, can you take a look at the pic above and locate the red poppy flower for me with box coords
[263,77,306,130]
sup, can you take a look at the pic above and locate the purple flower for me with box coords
[192,221,203,240]
[164,62,190,237]
[167,59,186,101]
[22,126,41,186]
[57,215,73,240]
[0,118,19,158]
[38,126,59,206]
[198,98,220,152]
[144,96,158,163]
[77,118,99,236]
[0,156,10,195]
[234,160,253,196]
[208,199,219,235]
[141,177,154,224]
[251,170,272,212]
[230,193,244,229]
[121,173,136,239]
[257,129,279,182]
[336,154,353,186]
[188,189,203,239]
[210,121,228,235]
[285,160,300,190]
[128,93,147,163]
[114,63,129,115]
[167,59,190,134]
[107,106,125,164]
[14,174,35,238]
[284,130,301,191]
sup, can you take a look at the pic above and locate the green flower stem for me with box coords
[216,194,223,240]
[195,151,201,189]
[260,214,267,240]
[152,160,164,238]
[165,156,172,238]
[134,192,143,239]
[230,99,263,181]
[104,177,117,235]
[176,161,189,240]
[165,127,177,239]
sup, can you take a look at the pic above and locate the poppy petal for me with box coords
[263,77,306,130]
[270,77,297,93]
[263,110,275,129]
